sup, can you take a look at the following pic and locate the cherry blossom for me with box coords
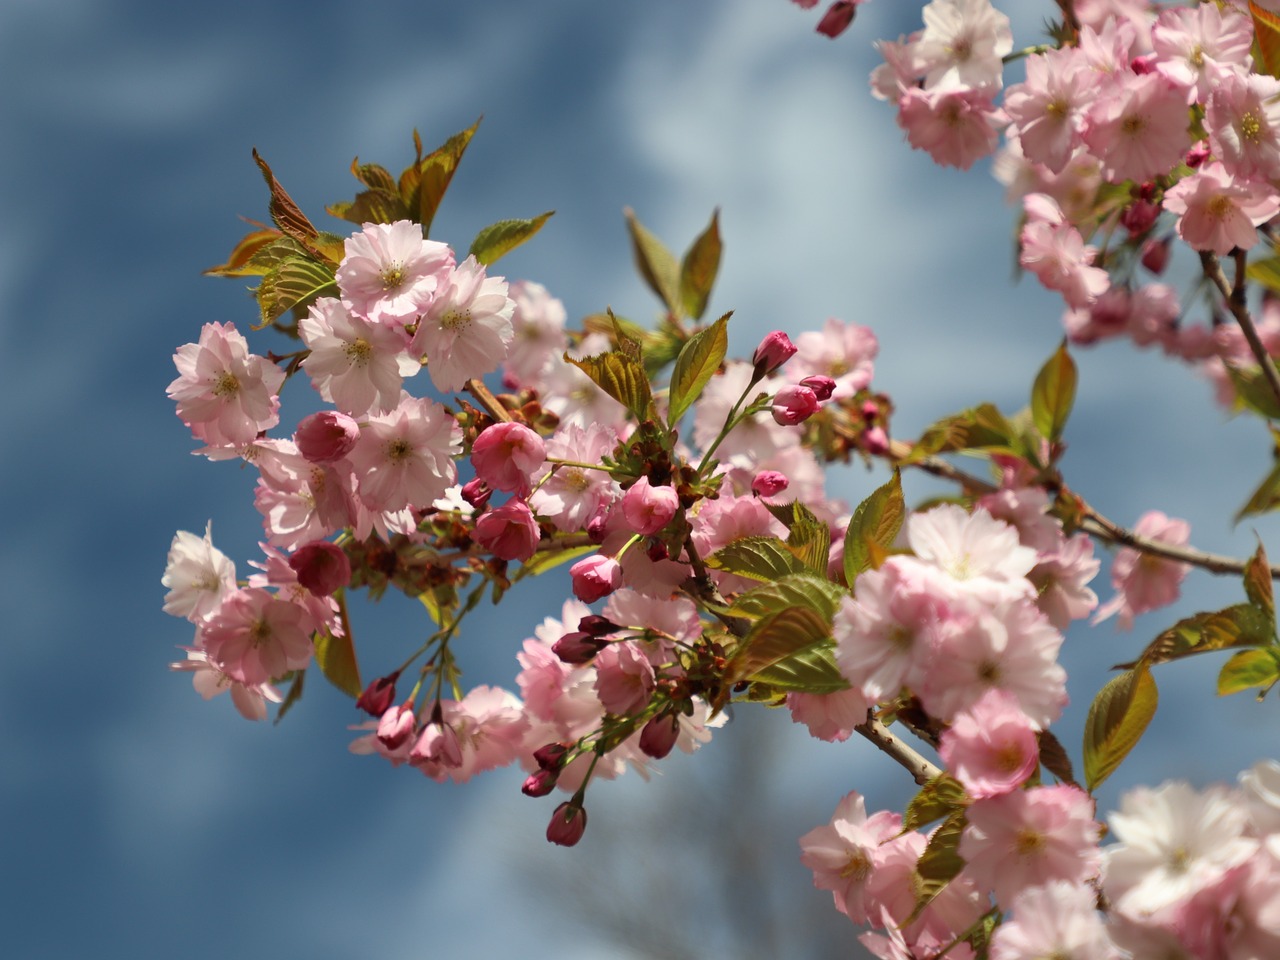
[334,219,453,326]
[169,321,284,446]
[411,255,515,393]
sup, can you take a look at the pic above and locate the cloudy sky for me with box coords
[4,1,1278,957]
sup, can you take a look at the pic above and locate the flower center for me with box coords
[1240,111,1262,143]
[1189,45,1204,69]
[1207,195,1235,220]
[213,371,241,397]
[249,617,273,648]
[345,338,372,367]
[441,308,473,332]
[1014,828,1045,857]
[381,264,406,290]
[1121,114,1146,138]
[386,438,413,464]
[1045,98,1069,121]
[839,850,872,882]
[564,468,591,493]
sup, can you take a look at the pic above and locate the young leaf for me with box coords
[705,536,806,582]
[256,256,339,328]
[1037,729,1079,787]
[414,118,481,235]
[1236,430,1280,523]
[1244,540,1275,627]
[313,628,363,699]
[274,670,305,725]
[468,211,554,266]
[900,403,1017,463]
[326,188,410,227]
[349,157,398,193]
[1030,340,1077,444]
[1218,647,1280,695]
[667,312,729,426]
[728,573,844,622]
[726,605,834,685]
[1083,666,1158,792]
[252,149,322,250]
[565,349,655,422]
[204,228,283,277]
[902,774,969,832]
[625,207,681,316]
[1134,603,1274,668]
[908,812,967,922]
[786,511,832,578]
[678,209,722,320]
[843,471,905,585]
[1226,362,1280,421]
[746,642,849,694]
[1250,1,1280,79]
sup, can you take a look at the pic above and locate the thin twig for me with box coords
[464,378,513,422]
[1201,251,1280,413]
[854,717,941,786]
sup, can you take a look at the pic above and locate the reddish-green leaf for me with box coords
[1250,1,1280,79]
[747,642,848,694]
[413,119,481,235]
[327,188,410,227]
[1031,340,1077,444]
[1134,603,1274,668]
[668,312,729,426]
[908,812,967,923]
[625,207,681,316]
[1245,540,1276,627]
[726,605,834,685]
[678,209,722,321]
[252,149,321,250]
[566,349,654,422]
[844,471,905,585]
[468,211,554,266]
[901,403,1018,464]
[902,774,969,832]
[1037,729,1079,787]
[313,628,363,699]
[204,228,283,277]
[256,256,339,328]
[705,536,806,583]
[350,157,398,193]
[1218,647,1280,695]
[1083,666,1158,792]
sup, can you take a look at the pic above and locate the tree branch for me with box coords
[1200,250,1280,413]
[854,717,941,787]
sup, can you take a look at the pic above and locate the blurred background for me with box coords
[4,0,1278,956]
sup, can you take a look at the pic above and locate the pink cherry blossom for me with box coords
[410,686,530,784]
[907,503,1038,604]
[334,219,453,326]
[938,687,1039,798]
[1162,162,1280,256]
[786,685,872,742]
[897,85,1004,171]
[1019,193,1110,310]
[790,317,877,398]
[162,522,237,622]
[349,393,462,513]
[503,280,568,388]
[798,791,903,923]
[1003,47,1095,174]
[1150,1,1253,105]
[411,255,515,393]
[989,881,1121,960]
[1206,71,1280,182]
[169,321,284,447]
[470,422,546,497]
[530,422,622,532]
[474,498,541,561]
[198,586,314,686]
[621,476,679,535]
[593,641,655,715]
[1082,72,1191,184]
[915,0,1012,92]
[170,648,283,721]
[1093,510,1190,630]
[299,297,418,417]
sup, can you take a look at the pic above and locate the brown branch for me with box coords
[854,717,941,787]
[1200,251,1280,413]
[464,378,513,423]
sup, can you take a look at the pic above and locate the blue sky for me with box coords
[4,1,1279,957]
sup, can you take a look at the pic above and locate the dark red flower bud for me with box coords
[553,631,604,664]
[546,802,588,847]
[1140,236,1172,275]
[460,477,492,509]
[639,713,681,759]
[578,615,620,637]
[288,540,351,596]
[355,673,400,717]
[815,0,856,38]
[522,769,559,797]
[533,742,570,770]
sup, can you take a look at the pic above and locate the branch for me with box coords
[854,717,941,787]
[465,378,513,423]
[1200,250,1280,413]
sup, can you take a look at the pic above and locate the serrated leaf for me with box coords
[1037,729,1078,787]
[705,536,806,583]
[1236,463,1280,524]
[902,774,969,832]
[516,543,595,579]
[641,321,687,378]
[728,573,844,621]
[252,149,321,250]
[1083,666,1158,792]
[326,188,410,226]
[468,211,554,266]
[256,256,339,328]
[204,228,283,277]
[350,157,398,193]
[747,642,849,693]
[1136,603,1275,667]
[844,471,905,585]
[1031,340,1077,444]
[413,118,481,235]
[908,812,967,923]
[313,628,362,699]
[1218,647,1280,695]
[274,670,305,725]
[566,349,655,422]
[678,209,721,321]
[786,509,832,577]
[1251,1,1280,79]
[726,604,835,685]
[1245,541,1275,627]
[668,313,729,426]
[901,403,1017,464]
[625,207,681,316]
[1228,362,1280,421]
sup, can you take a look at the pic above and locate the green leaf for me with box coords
[901,403,1018,464]
[902,774,969,832]
[727,573,844,621]
[1037,729,1079,787]
[625,207,681,316]
[785,507,832,578]
[1218,647,1280,695]
[566,349,655,422]
[678,209,722,321]
[705,536,806,583]
[641,320,687,377]
[843,471,905,585]
[1031,340,1077,445]
[413,118,481,235]
[204,228,283,278]
[1249,2,1280,80]
[1237,464,1280,524]
[1083,666,1158,792]
[256,256,339,328]
[313,627,363,699]
[1226,362,1280,421]
[251,149,322,251]
[909,812,967,923]
[1136,603,1275,668]
[726,605,835,685]
[1245,540,1275,627]
[517,543,596,579]
[668,313,729,426]
[467,211,554,266]
[747,642,848,694]
[326,188,410,226]
[274,670,305,725]
[349,157,398,193]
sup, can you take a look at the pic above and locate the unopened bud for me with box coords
[771,385,820,426]
[295,410,360,463]
[376,703,417,750]
[1140,236,1172,275]
[860,400,880,422]
[460,477,492,509]
[578,615,620,637]
[863,426,889,455]
[410,721,463,768]
[752,330,797,377]
[288,540,351,597]
[546,801,588,847]
[356,673,400,717]
[1186,141,1210,168]
[799,375,836,401]
[553,631,604,664]
[569,554,623,603]
[639,713,681,759]
[522,769,559,797]
[752,470,789,498]
[815,0,856,37]
[533,742,570,770]
[1120,199,1159,237]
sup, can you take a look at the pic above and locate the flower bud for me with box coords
[295,410,360,463]
[639,713,681,759]
[1120,199,1159,237]
[546,801,588,847]
[569,554,623,603]
[474,498,540,561]
[800,375,836,401]
[376,703,417,750]
[771,385,820,425]
[645,539,670,562]
[1140,236,1172,275]
[460,477,492,509]
[1186,141,1210,168]
[860,400,880,421]
[410,721,463,768]
[355,673,399,717]
[815,0,856,37]
[751,470,789,498]
[553,630,604,665]
[522,769,558,797]
[578,615,620,637]
[586,509,609,543]
[863,426,889,455]
[471,422,546,496]
[533,742,570,770]
[622,476,679,536]
[752,330,797,377]
[288,540,351,597]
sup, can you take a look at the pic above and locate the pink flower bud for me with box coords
[622,476,679,535]
[474,499,540,561]
[295,410,360,463]
[552,630,604,665]
[815,0,856,37]
[1186,141,1210,168]
[752,330,797,377]
[522,769,558,797]
[460,477,492,509]
[860,400,880,421]
[800,375,836,401]
[639,713,681,759]
[569,554,623,603]
[1129,53,1157,75]
[751,470,789,498]
[288,540,351,596]
[1120,199,1159,237]
[533,742,570,770]
[863,426,889,455]
[410,721,463,768]
[470,422,546,496]
[376,703,417,750]
[771,385,820,425]
[586,510,609,543]
[546,801,588,847]
[355,673,399,717]
[1141,236,1172,275]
